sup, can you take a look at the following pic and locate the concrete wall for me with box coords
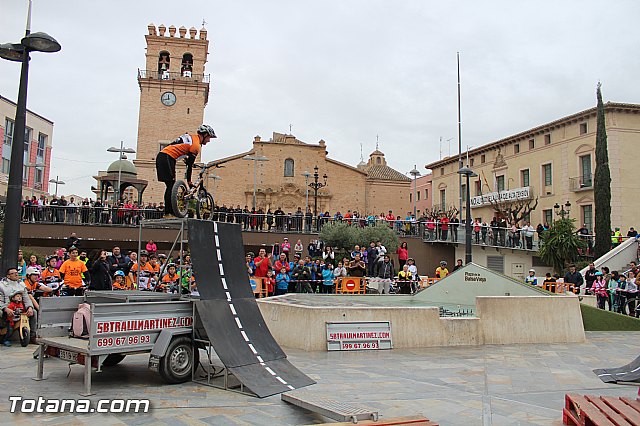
[257,295,585,351]
[454,244,553,281]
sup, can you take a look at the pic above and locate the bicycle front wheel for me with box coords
[171,180,190,218]
[195,190,214,220]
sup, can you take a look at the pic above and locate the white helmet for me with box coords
[440,260,447,266]
[529,269,535,273]
[197,124,216,138]
[26,266,40,276]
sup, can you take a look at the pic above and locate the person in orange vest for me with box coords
[155,124,216,217]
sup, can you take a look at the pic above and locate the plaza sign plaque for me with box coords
[470,186,531,208]
[326,321,393,351]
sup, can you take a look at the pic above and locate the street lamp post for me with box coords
[554,201,572,219]
[302,171,311,215]
[107,141,136,203]
[0,0,61,274]
[457,165,478,264]
[307,165,328,216]
[242,154,269,210]
[48,175,65,197]
[409,165,421,217]
[24,161,44,197]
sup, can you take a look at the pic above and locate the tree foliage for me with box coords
[538,218,586,274]
[594,82,612,258]
[319,222,399,252]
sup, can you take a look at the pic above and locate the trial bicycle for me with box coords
[171,161,220,219]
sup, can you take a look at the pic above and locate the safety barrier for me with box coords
[249,277,269,298]
[335,277,366,294]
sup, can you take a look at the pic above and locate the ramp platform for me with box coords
[594,355,640,384]
[282,390,379,423]
[188,220,314,397]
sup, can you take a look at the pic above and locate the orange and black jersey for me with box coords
[160,133,201,160]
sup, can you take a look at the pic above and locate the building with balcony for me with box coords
[0,95,54,199]
[425,102,640,234]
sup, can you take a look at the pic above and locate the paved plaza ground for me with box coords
[0,331,638,425]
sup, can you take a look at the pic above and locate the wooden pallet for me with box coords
[563,393,640,425]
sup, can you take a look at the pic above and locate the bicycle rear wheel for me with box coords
[171,180,190,218]
[622,297,640,318]
[195,190,214,220]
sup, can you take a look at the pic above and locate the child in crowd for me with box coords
[591,272,608,310]
[112,270,128,290]
[2,292,26,347]
[265,270,276,297]
[275,267,290,296]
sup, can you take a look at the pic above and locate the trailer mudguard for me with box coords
[150,327,192,357]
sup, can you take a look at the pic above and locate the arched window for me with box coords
[181,53,193,77]
[376,157,381,165]
[158,51,170,79]
[284,158,294,177]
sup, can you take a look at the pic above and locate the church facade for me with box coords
[210,133,411,215]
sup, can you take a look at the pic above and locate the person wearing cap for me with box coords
[563,264,584,294]
[1,267,38,345]
[161,263,181,293]
[23,266,52,310]
[591,271,608,309]
[59,246,89,296]
[435,261,449,279]
[129,250,156,290]
[112,270,127,290]
[41,255,62,296]
[524,269,538,286]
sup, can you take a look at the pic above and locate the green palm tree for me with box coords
[538,218,586,274]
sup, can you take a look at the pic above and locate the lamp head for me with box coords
[457,166,474,176]
[0,43,25,62]
[21,32,61,53]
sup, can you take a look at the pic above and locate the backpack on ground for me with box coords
[72,303,91,338]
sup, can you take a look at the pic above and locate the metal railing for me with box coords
[137,69,210,83]
[569,173,593,191]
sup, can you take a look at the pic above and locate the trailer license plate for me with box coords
[59,349,78,362]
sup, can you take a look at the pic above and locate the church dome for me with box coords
[107,159,137,175]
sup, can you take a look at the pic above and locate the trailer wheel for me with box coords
[102,354,126,367]
[159,336,198,384]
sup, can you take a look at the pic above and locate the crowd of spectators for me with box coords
[0,237,199,346]
[20,196,164,225]
[245,238,425,296]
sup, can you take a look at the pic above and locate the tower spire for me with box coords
[360,142,364,161]
[376,134,379,151]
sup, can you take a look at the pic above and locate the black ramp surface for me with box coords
[195,299,285,367]
[187,219,315,397]
[189,220,253,300]
[229,359,316,398]
[594,355,640,383]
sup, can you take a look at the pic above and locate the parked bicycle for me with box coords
[171,161,220,219]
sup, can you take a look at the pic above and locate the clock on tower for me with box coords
[134,23,210,204]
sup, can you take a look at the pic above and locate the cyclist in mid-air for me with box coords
[156,124,216,217]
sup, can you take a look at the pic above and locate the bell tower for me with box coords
[134,23,210,204]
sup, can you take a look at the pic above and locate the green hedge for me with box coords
[580,303,640,331]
